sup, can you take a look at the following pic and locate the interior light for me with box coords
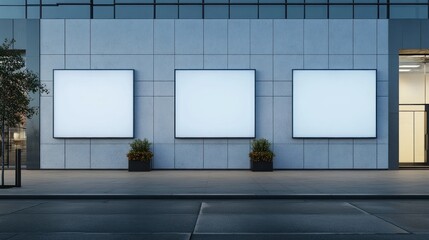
[399,65,420,68]
[399,69,412,72]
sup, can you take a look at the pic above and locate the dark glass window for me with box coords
[42,0,91,3]
[390,5,428,19]
[93,6,114,18]
[27,6,40,19]
[305,5,327,18]
[156,0,177,3]
[259,5,285,19]
[156,5,178,18]
[353,0,377,2]
[230,5,258,19]
[115,0,153,2]
[230,0,258,3]
[354,5,377,19]
[0,0,25,4]
[329,0,352,3]
[0,6,25,18]
[179,0,202,2]
[42,5,91,18]
[287,5,304,19]
[305,0,327,3]
[259,0,285,3]
[329,5,352,19]
[204,0,229,2]
[379,5,387,19]
[116,5,153,18]
[94,0,114,4]
[27,0,41,4]
[179,5,202,18]
[204,5,229,19]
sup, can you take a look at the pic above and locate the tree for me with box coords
[0,39,47,187]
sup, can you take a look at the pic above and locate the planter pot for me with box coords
[250,161,273,172]
[128,160,151,172]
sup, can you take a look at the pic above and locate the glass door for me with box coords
[399,55,429,166]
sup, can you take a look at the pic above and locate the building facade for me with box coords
[0,1,427,170]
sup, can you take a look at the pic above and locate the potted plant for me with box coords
[127,138,153,172]
[249,138,274,172]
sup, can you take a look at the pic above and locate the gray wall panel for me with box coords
[175,20,203,54]
[274,20,304,55]
[354,20,377,54]
[329,20,353,55]
[251,20,273,54]
[0,20,13,41]
[65,20,90,55]
[204,20,228,55]
[39,19,389,169]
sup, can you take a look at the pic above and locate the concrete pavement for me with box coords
[0,199,428,239]
[0,169,429,198]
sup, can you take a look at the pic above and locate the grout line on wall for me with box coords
[89,19,92,69]
[89,139,92,169]
[272,19,275,152]
[153,20,155,155]
[173,19,176,169]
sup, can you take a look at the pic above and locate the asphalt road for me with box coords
[0,199,428,240]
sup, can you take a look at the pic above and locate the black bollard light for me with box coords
[15,149,21,187]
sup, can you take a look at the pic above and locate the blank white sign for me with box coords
[175,70,255,138]
[293,70,376,138]
[54,70,134,138]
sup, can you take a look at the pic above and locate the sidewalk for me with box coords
[0,169,428,199]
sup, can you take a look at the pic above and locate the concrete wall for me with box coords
[40,19,389,169]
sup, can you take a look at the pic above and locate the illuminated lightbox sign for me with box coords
[175,70,255,138]
[293,70,376,138]
[54,70,134,138]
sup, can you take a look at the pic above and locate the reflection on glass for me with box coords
[305,5,327,19]
[179,5,202,19]
[42,5,90,18]
[354,5,378,19]
[259,5,285,19]
[390,5,428,19]
[27,6,40,19]
[0,6,25,19]
[329,5,352,19]
[116,5,153,18]
[93,6,114,18]
[287,5,304,19]
[156,5,178,18]
[204,5,229,19]
[230,5,257,19]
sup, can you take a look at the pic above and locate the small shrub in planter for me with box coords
[127,138,153,172]
[249,138,274,172]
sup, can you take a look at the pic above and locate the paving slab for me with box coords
[0,214,198,233]
[191,234,429,240]
[1,170,429,198]
[377,214,429,233]
[8,233,190,240]
[351,200,429,214]
[194,214,407,234]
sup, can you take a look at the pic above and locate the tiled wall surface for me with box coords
[40,19,389,169]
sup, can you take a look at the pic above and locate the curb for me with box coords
[1,194,429,200]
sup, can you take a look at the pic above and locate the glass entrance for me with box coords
[399,55,429,167]
[0,125,27,169]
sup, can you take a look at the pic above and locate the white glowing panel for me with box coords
[54,70,134,138]
[293,70,376,138]
[175,70,255,138]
